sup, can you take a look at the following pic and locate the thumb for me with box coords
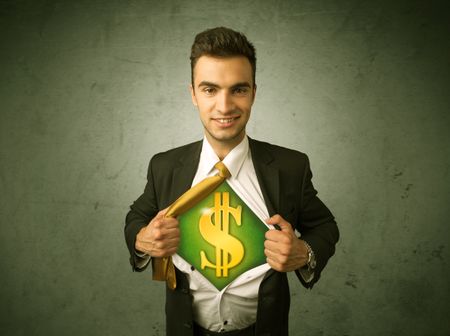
[265,214,292,232]
[157,208,169,218]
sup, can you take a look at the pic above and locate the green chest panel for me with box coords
[177,181,269,290]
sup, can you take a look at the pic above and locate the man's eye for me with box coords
[233,87,249,95]
[203,87,216,95]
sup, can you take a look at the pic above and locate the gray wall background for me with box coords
[1,1,449,335]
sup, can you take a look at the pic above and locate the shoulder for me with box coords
[149,140,202,168]
[249,138,309,164]
[249,138,311,180]
[153,140,202,160]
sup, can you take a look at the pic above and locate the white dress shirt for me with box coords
[172,136,274,332]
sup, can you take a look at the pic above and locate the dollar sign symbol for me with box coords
[199,191,244,277]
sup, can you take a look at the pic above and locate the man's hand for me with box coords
[135,209,180,258]
[264,214,309,272]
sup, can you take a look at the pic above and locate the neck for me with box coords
[206,132,246,160]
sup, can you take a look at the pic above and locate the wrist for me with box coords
[135,249,149,258]
[302,240,316,271]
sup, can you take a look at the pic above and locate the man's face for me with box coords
[190,56,256,150]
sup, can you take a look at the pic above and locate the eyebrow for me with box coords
[197,81,252,89]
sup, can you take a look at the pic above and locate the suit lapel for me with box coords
[249,138,280,217]
[168,138,281,215]
[249,138,282,284]
[169,141,203,203]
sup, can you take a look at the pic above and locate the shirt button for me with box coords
[190,265,195,271]
[223,320,228,325]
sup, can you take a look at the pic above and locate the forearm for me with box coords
[124,202,158,271]
[297,218,338,287]
[301,218,338,269]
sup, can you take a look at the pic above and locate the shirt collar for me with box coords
[199,136,249,179]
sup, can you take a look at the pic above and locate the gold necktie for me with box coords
[152,161,231,289]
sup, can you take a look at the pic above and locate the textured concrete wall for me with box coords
[1,1,449,335]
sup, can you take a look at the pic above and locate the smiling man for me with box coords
[125,27,339,336]
[190,55,254,159]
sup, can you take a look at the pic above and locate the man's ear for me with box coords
[252,84,257,102]
[189,84,198,106]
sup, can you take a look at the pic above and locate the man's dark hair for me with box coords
[190,27,257,87]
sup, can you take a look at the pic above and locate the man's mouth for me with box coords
[216,117,236,124]
[213,116,240,124]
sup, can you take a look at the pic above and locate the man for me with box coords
[125,27,339,336]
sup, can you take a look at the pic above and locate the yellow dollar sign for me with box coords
[199,191,244,277]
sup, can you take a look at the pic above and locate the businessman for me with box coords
[125,27,339,336]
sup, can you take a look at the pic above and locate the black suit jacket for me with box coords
[125,138,339,335]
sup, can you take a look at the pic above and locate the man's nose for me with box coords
[216,91,235,114]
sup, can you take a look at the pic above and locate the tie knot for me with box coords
[214,161,231,179]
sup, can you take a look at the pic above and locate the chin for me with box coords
[211,131,245,143]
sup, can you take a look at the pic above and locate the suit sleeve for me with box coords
[124,157,160,271]
[295,156,339,288]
